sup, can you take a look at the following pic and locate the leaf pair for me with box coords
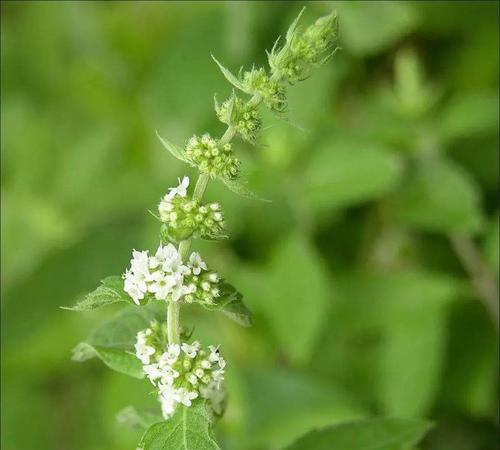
[131,401,431,450]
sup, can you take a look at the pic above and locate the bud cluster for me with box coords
[185,134,240,180]
[241,68,287,113]
[135,327,226,419]
[159,177,225,241]
[268,11,338,84]
[215,93,262,143]
[122,243,220,306]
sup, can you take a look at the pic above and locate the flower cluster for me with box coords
[122,242,220,306]
[215,93,262,143]
[158,177,225,241]
[241,68,287,113]
[268,11,338,84]
[185,134,240,180]
[135,326,226,419]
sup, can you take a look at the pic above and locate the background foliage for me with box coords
[1,1,498,449]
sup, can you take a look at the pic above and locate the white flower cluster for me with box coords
[123,242,217,305]
[158,177,225,241]
[135,328,226,419]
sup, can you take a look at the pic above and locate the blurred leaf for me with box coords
[221,177,270,201]
[482,213,499,277]
[335,2,419,56]
[203,281,253,327]
[439,92,499,141]
[116,406,163,430]
[138,401,220,450]
[379,282,455,417]
[303,139,402,213]
[262,234,331,364]
[393,48,439,118]
[62,276,135,311]
[443,299,498,419]
[242,367,366,449]
[392,158,483,233]
[284,417,432,450]
[73,304,162,378]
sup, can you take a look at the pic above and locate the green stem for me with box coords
[167,173,211,344]
[166,91,264,344]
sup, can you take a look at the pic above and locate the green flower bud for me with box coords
[215,92,262,143]
[241,68,287,113]
[158,193,227,242]
[268,10,338,84]
[185,134,240,180]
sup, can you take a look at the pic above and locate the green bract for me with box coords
[215,92,262,143]
[268,10,339,84]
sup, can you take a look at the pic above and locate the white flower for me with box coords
[124,281,145,305]
[131,250,150,273]
[164,176,190,201]
[148,271,177,300]
[135,335,156,365]
[188,252,207,275]
[181,341,200,358]
[175,388,198,407]
[160,396,176,419]
[143,363,163,383]
[201,360,211,369]
[208,345,221,364]
[160,343,181,364]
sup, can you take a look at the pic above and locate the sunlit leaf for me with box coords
[138,401,220,450]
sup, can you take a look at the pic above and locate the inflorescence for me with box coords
[135,323,226,419]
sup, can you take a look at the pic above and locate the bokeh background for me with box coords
[1,1,499,449]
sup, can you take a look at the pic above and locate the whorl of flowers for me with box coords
[185,134,240,180]
[158,177,225,242]
[241,67,287,113]
[215,93,262,143]
[135,325,226,419]
[122,242,219,306]
[267,10,338,84]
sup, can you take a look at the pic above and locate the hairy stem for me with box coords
[167,174,211,344]
[450,233,499,331]
[166,91,264,344]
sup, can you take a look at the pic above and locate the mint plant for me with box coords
[65,8,341,449]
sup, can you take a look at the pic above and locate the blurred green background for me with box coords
[1,1,499,449]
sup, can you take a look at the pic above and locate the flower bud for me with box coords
[185,134,240,180]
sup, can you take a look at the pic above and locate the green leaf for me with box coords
[72,304,162,378]
[284,418,432,450]
[263,234,331,364]
[379,280,455,417]
[439,92,499,141]
[335,2,419,56]
[116,406,163,430]
[221,177,270,202]
[483,213,499,276]
[241,367,367,449]
[138,401,220,450]
[61,275,134,311]
[156,130,187,162]
[303,139,402,213]
[391,158,483,234]
[211,55,246,92]
[203,282,252,327]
